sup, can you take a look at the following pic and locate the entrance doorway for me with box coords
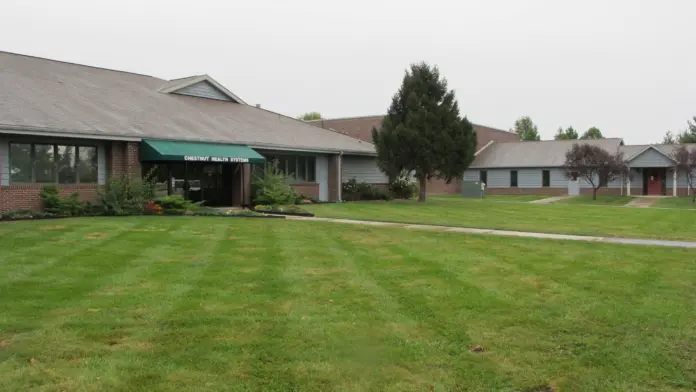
[643,168,666,196]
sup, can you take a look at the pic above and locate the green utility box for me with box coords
[461,180,484,198]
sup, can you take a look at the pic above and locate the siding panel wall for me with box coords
[342,156,388,184]
[173,81,231,101]
[629,148,674,168]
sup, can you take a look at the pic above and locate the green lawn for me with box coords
[653,197,696,209]
[1,217,695,391]
[483,194,550,202]
[554,195,634,206]
[310,196,696,240]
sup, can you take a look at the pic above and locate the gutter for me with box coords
[0,124,141,141]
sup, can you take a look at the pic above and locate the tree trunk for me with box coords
[418,176,427,202]
[592,188,598,200]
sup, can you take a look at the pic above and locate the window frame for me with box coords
[8,142,99,185]
[510,170,518,188]
[542,170,551,188]
[263,154,317,183]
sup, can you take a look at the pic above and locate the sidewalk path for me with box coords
[288,216,696,249]
[625,197,660,208]
[529,195,574,204]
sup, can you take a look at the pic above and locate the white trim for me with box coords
[627,177,631,196]
[0,126,140,141]
[159,75,247,105]
[475,140,495,156]
[673,167,678,197]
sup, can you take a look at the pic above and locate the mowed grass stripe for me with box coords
[308,196,696,241]
[332,224,517,391]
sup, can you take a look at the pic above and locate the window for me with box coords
[542,170,550,187]
[8,142,99,184]
[264,155,316,182]
[9,143,32,183]
[510,170,518,187]
[479,170,487,185]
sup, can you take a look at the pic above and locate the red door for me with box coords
[646,171,662,195]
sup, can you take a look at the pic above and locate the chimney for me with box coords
[255,104,261,108]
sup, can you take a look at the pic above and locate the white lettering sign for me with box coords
[184,156,249,163]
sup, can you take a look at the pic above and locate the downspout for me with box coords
[338,151,343,202]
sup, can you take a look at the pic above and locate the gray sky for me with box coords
[1,0,694,144]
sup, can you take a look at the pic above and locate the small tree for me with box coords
[373,62,477,202]
[581,127,603,140]
[564,143,629,200]
[252,161,298,205]
[298,112,322,121]
[672,145,696,202]
[555,126,579,140]
[513,116,541,141]
[662,131,676,144]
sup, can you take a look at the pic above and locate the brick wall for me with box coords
[427,178,461,194]
[291,183,320,199]
[0,140,142,213]
[486,187,568,196]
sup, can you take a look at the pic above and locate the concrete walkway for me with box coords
[625,197,661,208]
[529,195,574,204]
[287,216,696,249]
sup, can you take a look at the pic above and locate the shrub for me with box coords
[97,171,156,216]
[254,204,309,214]
[155,195,196,214]
[252,162,298,205]
[1,210,56,220]
[60,192,87,216]
[40,185,62,214]
[342,179,392,201]
[389,177,419,199]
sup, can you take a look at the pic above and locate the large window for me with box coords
[510,170,518,187]
[9,143,99,184]
[542,170,550,187]
[264,155,316,183]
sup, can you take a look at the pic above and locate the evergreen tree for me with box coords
[373,62,477,202]
[513,116,541,141]
[554,126,579,140]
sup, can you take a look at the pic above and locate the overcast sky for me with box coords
[1,0,694,143]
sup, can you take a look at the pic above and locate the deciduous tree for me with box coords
[662,131,676,144]
[513,116,541,141]
[555,126,579,140]
[672,145,696,202]
[564,143,629,200]
[297,112,322,121]
[373,62,477,202]
[580,127,603,140]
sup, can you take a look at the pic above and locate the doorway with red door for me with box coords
[642,168,666,195]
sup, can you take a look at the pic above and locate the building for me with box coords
[308,115,519,193]
[465,138,696,196]
[0,51,379,212]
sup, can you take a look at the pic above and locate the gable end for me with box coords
[628,147,675,168]
[173,81,233,102]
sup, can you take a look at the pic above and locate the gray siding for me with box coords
[629,148,674,168]
[0,135,106,186]
[342,156,388,184]
[316,155,329,201]
[173,81,231,101]
[668,168,696,188]
[467,168,568,188]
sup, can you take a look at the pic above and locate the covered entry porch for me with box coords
[140,139,265,207]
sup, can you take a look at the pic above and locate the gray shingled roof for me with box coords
[470,138,624,168]
[0,51,376,154]
[620,144,696,162]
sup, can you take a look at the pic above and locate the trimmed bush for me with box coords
[389,177,419,199]
[40,185,62,214]
[342,179,392,201]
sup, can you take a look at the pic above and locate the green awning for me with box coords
[140,139,265,164]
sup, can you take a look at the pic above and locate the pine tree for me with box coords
[373,63,477,202]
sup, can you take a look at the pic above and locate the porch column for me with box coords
[626,175,631,196]
[673,167,678,197]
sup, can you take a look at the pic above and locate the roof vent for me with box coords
[255,104,261,108]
